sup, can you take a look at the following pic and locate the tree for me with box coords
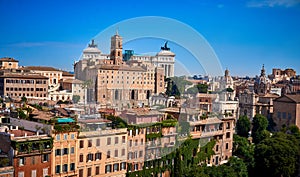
[226,156,248,177]
[254,132,299,177]
[196,84,208,93]
[186,86,199,95]
[236,115,251,138]
[232,135,255,174]
[251,114,270,144]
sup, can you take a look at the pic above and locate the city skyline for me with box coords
[0,0,300,77]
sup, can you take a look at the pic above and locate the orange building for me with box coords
[51,118,79,177]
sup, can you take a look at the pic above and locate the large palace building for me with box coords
[74,33,168,109]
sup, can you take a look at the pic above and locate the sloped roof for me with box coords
[23,66,61,71]
[274,94,300,103]
[62,71,74,77]
[0,57,18,62]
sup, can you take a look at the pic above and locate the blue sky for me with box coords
[0,0,299,77]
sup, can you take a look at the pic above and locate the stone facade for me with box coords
[273,94,300,131]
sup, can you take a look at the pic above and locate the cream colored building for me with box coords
[0,57,19,69]
[74,33,165,108]
[77,119,127,177]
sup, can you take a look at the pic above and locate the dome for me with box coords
[156,50,175,56]
[83,39,101,54]
[83,47,101,54]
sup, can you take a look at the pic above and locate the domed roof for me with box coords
[83,39,101,54]
[83,47,101,53]
[156,50,175,56]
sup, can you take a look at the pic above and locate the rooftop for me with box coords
[0,57,19,62]
[23,66,62,72]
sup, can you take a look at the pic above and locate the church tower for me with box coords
[110,30,123,65]
[254,64,271,95]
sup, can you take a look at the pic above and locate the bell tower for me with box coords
[110,30,123,65]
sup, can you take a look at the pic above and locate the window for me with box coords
[43,168,48,177]
[19,157,25,166]
[95,166,100,175]
[55,149,61,156]
[87,168,91,177]
[122,149,125,156]
[107,137,111,145]
[277,112,281,119]
[70,163,75,171]
[80,140,84,148]
[87,153,93,162]
[121,162,126,170]
[43,154,49,162]
[129,140,132,147]
[288,113,292,119]
[31,156,35,165]
[79,169,83,177]
[105,164,112,173]
[31,170,36,177]
[79,154,83,162]
[141,139,143,145]
[139,150,143,158]
[135,139,138,146]
[56,135,60,141]
[115,137,119,144]
[71,134,75,139]
[216,145,219,151]
[134,164,138,171]
[88,140,92,147]
[226,132,230,139]
[226,143,229,149]
[115,150,118,157]
[282,112,287,119]
[122,136,126,143]
[96,139,100,146]
[114,163,119,172]
[63,134,67,140]
[63,164,68,172]
[18,172,24,177]
[63,148,68,155]
[107,150,111,159]
[95,152,102,160]
[55,165,61,174]
[71,147,75,154]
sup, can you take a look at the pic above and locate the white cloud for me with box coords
[247,0,300,8]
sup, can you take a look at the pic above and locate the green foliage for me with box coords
[236,115,251,138]
[186,86,199,94]
[21,96,27,103]
[166,76,192,97]
[146,132,162,139]
[162,119,177,127]
[17,108,28,120]
[226,87,234,92]
[72,95,80,104]
[197,84,208,93]
[251,114,270,144]
[31,103,43,111]
[232,135,255,172]
[254,132,299,177]
[0,158,9,167]
[107,115,127,128]
[185,83,209,94]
